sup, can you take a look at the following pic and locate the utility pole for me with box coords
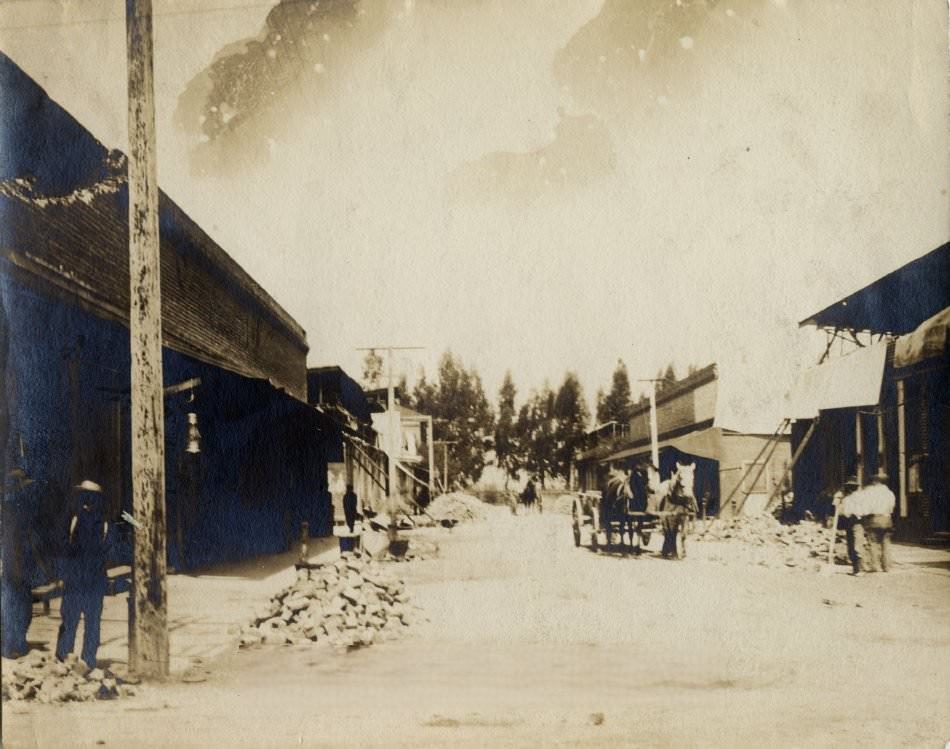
[356,346,424,545]
[433,440,458,493]
[126,0,168,679]
[638,379,662,469]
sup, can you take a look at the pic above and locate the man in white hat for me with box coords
[861,469,896,572]
[55,480,110,668]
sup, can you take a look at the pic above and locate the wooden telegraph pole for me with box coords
[356,346,424,545]
[127,0,169,678]
[637,378,662,469]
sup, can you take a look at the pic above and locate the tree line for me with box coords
[363,351,698,489]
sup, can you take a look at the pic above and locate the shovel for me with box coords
[820,506,840,576]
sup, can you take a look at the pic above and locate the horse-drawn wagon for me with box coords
[571,462,698,558]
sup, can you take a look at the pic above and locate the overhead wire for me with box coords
[0,0,318,33]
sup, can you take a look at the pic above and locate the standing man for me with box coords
[342,483,359,534]
[416,484,431,515]
[1,468,37,659]
[521,478,537,514]
[840,475,867,576]
[861,469,896,572]
[55,480,110,669]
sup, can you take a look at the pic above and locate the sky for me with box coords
[1,0,947,422]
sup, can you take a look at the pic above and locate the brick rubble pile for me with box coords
[427,492,487,523]
[1,652,137,703]
[694,515,838,571]
[240,553,426,651]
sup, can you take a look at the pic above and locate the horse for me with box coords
[651,462,698,558]
[601,469,635,547]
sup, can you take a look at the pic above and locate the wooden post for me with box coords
[386,348,398,543]
[876,408,885,474]
[855,411,864,485]
[426,416,434,498]
[127,0,169,679]
[443,443,449,493]
[897,380,907,518]
[648,380,659,470]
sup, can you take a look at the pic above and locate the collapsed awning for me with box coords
[604,427,723,463]
[893,306,949,368]
[784,342,887,419]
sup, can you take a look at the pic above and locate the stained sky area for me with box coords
[1,0,947,419]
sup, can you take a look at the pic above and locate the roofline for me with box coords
[628,363,718,418]
[0,54,307,350]
[799,243,950,331]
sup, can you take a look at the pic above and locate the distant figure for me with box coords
[839,475,866,576]
[343,484,358,533]
[1,468,37,659]
[521,478,537,514]
[416,485,431,514]
[56,480,110,668]
[861,470,896,573]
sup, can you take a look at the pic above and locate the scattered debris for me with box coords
[588,712,605,726]
[382,538,440,563]
[1,652,136,703]
[239,553,427,651]
[695,515,840,571]
[427,492,487,523]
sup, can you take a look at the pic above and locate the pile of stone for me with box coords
[239,553,426,651]
[694,515,835,570]
[427,492,487,523]
[1,652,136,703]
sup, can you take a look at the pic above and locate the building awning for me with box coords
[893,306,949,368]
[784,342,887,419]
[799,243,948,334]
[604,427,723,463]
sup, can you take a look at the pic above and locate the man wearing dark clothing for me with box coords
[55,480,110,668]
[416,485,431,514]
[1,468,37,659]
[521,479,537,513]
[343,484,359,533]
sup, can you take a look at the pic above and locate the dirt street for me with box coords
[4,507,950,748]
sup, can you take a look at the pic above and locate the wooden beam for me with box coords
[163,377,201,397]
[763,417,819,514]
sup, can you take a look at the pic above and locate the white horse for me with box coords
[647,462,697,558]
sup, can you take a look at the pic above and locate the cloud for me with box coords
[447,110,615,206]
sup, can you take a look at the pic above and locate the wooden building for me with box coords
[0,53,335,577]
[576,364,790,519]
[788,243,949,540]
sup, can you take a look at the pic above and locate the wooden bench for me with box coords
[32,565,132,615]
